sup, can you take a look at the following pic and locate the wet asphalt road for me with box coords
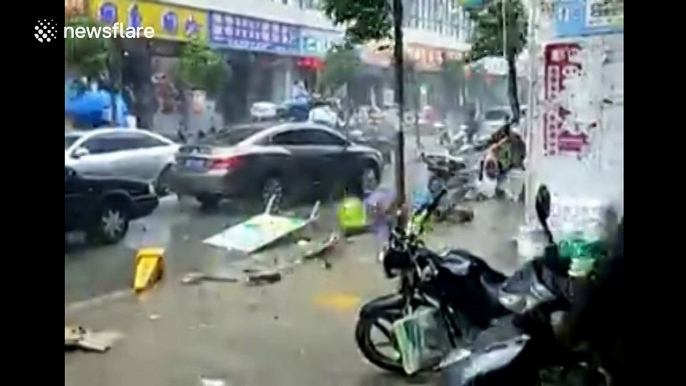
[64,135,441,305]
[64,135,530,386]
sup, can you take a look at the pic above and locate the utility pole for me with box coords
[392,0,407,227]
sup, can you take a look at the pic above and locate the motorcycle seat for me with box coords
[480,274,504,302]
[438,252,472,276]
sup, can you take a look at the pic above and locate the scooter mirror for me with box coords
[535,185,553,243]
[535,185,551,221]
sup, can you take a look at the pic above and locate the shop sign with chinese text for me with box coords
[553,0,623,38]
[90,0,206,41]
[208,11,300,55]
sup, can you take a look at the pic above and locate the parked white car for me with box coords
[480,107,511,135]
[65,128,180,195]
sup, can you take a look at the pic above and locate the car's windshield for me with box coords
[484,110,509,121]
[65,134,81,150]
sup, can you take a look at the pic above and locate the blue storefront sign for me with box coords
[553,0,623,38]
[208,11,300,55]
[299,28,343,58]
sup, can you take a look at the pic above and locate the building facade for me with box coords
[85,0,475,126]
[162,0,474,101]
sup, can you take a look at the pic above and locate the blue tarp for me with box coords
[65,89,129,127]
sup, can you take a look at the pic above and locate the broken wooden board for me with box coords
[65,325,123,352]
[203,199,320,254]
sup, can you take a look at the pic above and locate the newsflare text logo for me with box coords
[34,19,155,43]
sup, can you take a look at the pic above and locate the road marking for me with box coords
[65,289,132,313]
[312,291,361,312]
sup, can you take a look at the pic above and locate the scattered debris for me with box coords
[181,271,240,285]
[454,206,475,223]
[301,232,340,260]
[65,325,123,352]
[181,272,205,285]
[202,275,241,283]
[245,270,282,286]
[199,378,226,386]
[148,314,161,321]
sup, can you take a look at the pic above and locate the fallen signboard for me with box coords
[203,196,320,254]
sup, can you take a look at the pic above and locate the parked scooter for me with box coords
[354,188,565,375]
[440,186,609,385]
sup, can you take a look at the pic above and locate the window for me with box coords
[272,130,309,145]
[299,0,320,10]
[306,129,347,146]
[81,133,122,154]
[272,129,347,146]
[131,132,169,148]
[202,127,264,146]
[108,133,148,151]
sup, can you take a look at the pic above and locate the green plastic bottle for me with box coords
[566,225,604,277]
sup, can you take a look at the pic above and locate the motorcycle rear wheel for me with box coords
[355,312,405,374]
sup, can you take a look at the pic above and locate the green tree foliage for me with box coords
[322,0,392,44]
[467,0,528,123]
[320,45,361,96]
[65,15,113,78]
[176,38,232,97]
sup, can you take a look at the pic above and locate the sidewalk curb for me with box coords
[65,289,133,314]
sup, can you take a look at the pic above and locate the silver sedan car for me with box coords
[65,128,180,194]
[169,122,384,209]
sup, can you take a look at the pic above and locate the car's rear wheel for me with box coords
[196,194,221,209]
[261,177,285,212]
[90,200,130,244]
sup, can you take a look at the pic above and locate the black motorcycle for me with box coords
[354,189,561,375]
[440,186,610,385]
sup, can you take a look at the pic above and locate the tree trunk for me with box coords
[506,51,521,124]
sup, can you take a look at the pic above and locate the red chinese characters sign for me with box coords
[543,42,597,156]
[406,45,464,71]
[360,41,465,71]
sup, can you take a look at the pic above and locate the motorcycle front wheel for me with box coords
[355,311,405,374]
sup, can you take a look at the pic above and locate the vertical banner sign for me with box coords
[543,42,598,156]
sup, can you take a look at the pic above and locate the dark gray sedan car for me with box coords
[169,122,384,209]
